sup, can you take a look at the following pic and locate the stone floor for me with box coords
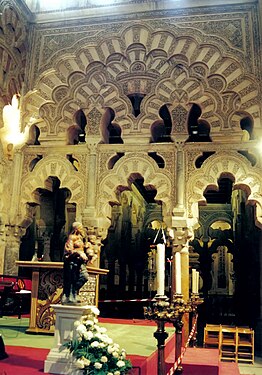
[238,357,262,375]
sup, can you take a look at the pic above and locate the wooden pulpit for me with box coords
[16,261,108,334]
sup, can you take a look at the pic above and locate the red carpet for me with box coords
[219,361,241,375]
[1,344,241,375]
[166,347,240,375]
[1,345,145,375]
[1,345,50,374]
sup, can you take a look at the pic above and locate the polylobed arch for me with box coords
[96,153,172,225]
[21,23,260,142]
[19,155,85,225]
[187,151,262,225]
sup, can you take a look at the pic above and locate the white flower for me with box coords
[95,332,103,340]
[83,331,93,340]
[101,356,108,363]
[90,340,99,347]
[104,337,113,345]
[112,345,120,353]
[112,351,119,358]
[107,346,114,354]
[107,373,113,375]
[83,358,91,366]
[116,360,126,368]
[94,362,102,369]
[91,306,100,316]
[76,324,87,334]
[74,320,81,327]
[114,371,121,375]
[75,359,85,369]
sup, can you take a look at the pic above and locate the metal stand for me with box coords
[144,293,203,375]
[154,320,169,375]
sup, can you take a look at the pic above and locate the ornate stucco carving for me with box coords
[20,8,260,141]
[186,151,262,223]
[19,154,86,222]
[0,2,28,109]
[96,152,173,221]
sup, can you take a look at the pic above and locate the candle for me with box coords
[175,251,182,294]
[196,271,199,294]
[192,268,197,294]
[156,243,165,295]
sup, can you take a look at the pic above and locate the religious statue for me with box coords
[61,222,97,305]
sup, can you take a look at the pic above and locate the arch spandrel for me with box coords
[187,151,262,223]
[20,156,85,220]
[96,153,173,221]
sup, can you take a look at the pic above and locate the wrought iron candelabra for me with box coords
[144,293,203,375]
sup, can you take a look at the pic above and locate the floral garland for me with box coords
[64,306,132,375]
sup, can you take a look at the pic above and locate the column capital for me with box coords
[87,142,98,154]
[169,225,194,253]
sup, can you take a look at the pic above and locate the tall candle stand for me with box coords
[144,293,203,375]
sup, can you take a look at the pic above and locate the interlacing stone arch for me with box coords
[19,155,85,223]
[0,3,28,106]
[97,153,172,221]
[187,151,262,225]
[22,23,260,141]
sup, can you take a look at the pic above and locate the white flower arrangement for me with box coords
[64,306,132,374]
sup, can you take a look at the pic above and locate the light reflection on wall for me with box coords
[24,0,122,12]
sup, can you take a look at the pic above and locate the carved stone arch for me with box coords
[143,211,164,231]
[207,74,227,93]
[1,4,28,49]
[38,63,134,139]
[19,156,85,223]
[187,151,262,221]
[145,66,213,110]
[97,153,172,223]
[22,23,260,140]
[126,43,147,63]
[119,22,152,49]
[0,43,24,102]
[201,211,233,230]
[230,110,255,140]
[189,61,209,79]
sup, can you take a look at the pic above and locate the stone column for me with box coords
[0,224,6,274]
[174,143,185,216]
[171,223,194,342]
[4,225,26,275]
[86,143,97,208]
[9,149,23,223]
[255,229,262,357]
[171,225,193,302]
[83,142,98,227]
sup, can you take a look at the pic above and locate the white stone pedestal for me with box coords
[44,304,94,374]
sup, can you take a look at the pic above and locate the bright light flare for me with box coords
[1,94,30,147]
